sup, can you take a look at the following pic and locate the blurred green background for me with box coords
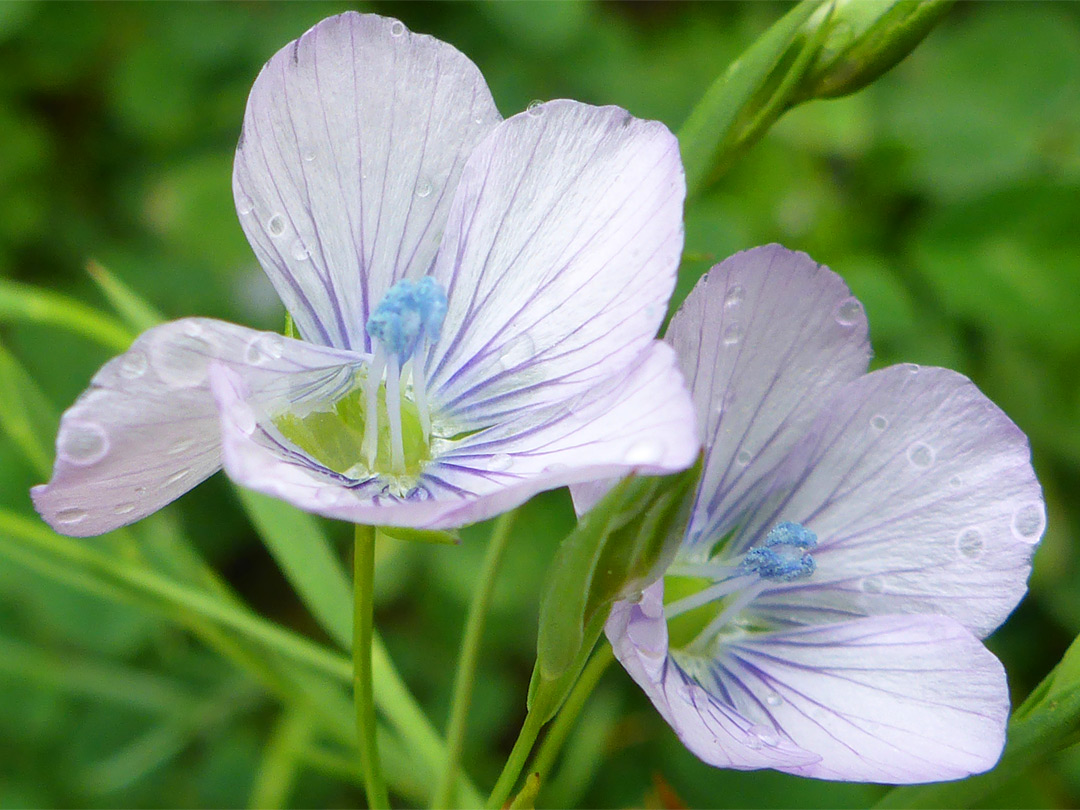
[1,1,1079,807]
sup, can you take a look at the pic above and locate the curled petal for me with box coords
[32,319,359,537]
[425,100,686,428]
[749,365,1042,637]
[214,341,697,529]
[666,246,872,555]
[234,11,501,350]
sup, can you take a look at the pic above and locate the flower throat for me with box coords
[275,277,447,482]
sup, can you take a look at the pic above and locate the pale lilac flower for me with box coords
[33,12,697,537]
[596,245,1044,783]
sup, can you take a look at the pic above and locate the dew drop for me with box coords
[389,20,405,37]
[236,195,254,216]
[166,468,190,487]
[625,440,664,465]
[722,323,744,346]
[835,297,863,326]
[949,475,962,488]
[870,414,888,430]
[502,333,536,367]
[152,328,213,388]
[956,528,984,559]
[905,363,920,374]
[119,349,148,380]
[1011,502,1045,541]
[56,507,87,526]
[526,100,544,117]
[235,408,257,436]
[765,692,783,707]
[115,502,136,516]
[301,148,316,162]
[474,114,484,125]
[860,576,884,594]
[292,241,310,261]
[543,462,569,474]
[906,441,934,468]
[746,724,779,748]
[724,284,745,308]
[267,213,286,237]
[489,453,512,472]
[415,178,433,198]
[58,421,108,466]
[735,449,751,466]
[245,334,285,365]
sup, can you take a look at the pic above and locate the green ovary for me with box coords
[274,381,430,479]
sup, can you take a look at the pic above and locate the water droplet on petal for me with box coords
[56,507,87,526]
[235,408,257,436]
[119,350,148,380]
[245,334,284,365]
[625,440,664,465]
[167,439,195,456]
[765,692,783,707]
[292,241,309,261]
[489,453,512,471]
[165,468,190,487]
[152,328,213,388]
[906,363,920,374]
[724,284,745,308]
[1011,502,1045,541]
[267,213,286,237]
[389,20,405,37]
[835,297,863,326]
[722,324,744,345]
[236,195,254,216]
[906,442,934,468]
[415,178,432,198]
[860,576,884,594]
[956,528,984,559]
[870,414,888,430]
[115,502,136,516]
[543,462,568,474]
[301,148,316,162]
[58,421,108,466]
[949,475,962,488]
[735,449,751,466]
[526,100,543,117]
[745,724,779,748]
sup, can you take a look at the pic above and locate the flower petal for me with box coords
[233,12,501,350]
[32,319,359,537]
[424,100,685,429]
[748,365,1042,637]
[606,581,820,771]
[666,246,872,555]
[214,341,697,529]
[720,616,1009,783]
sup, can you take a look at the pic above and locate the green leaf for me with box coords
[876,632,1080,808]
[0,277,133,352]
[0,339,59,477]
[87,259,167,333]
[377,524,460,546]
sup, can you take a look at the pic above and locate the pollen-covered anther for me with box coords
[364,277,448,472]
[740,520,818,582]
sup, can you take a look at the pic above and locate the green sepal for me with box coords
[527,457,701,722]
[284,312,299,339]
[377,525,461,546]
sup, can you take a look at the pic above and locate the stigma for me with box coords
[364,277,447,474]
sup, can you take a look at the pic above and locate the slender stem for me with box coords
[486,709,545,810]
[353,524,389,809]
[433,511,517,810]
[530,642,615,787]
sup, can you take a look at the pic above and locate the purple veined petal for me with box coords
[423,100,686,430]
[32,319,362,537]
[233,12,501,351]
[665,246,871,555]
[720,615,1009,783]
[744,365,1043,638]
[606,580,820,772]
[213,340,697,530]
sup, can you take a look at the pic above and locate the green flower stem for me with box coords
[433,511,518,810]
[353,524,389,809]
[486,709,547,810]
[529,641,615,790]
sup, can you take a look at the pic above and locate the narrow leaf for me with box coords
[0,277,133,352]
[87,259,167,333]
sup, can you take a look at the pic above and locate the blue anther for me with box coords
[740,521,817,582]
[366,277,448,360]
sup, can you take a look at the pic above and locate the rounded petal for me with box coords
[32,319,359,537]
[666,246,872,554]
[723,616,1009,783]
[749,365,1042,637]
[424,100,686,428]
[233,12,501,350]
[214,341,697,529]
[606,581,820,771]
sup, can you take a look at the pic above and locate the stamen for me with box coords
[364,277,447,473]
[364,345,386,468]
[739,521,817,582]
[665,573,751,620]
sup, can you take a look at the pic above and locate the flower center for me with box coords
[273,277,447,482]
[663,521,818,650]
